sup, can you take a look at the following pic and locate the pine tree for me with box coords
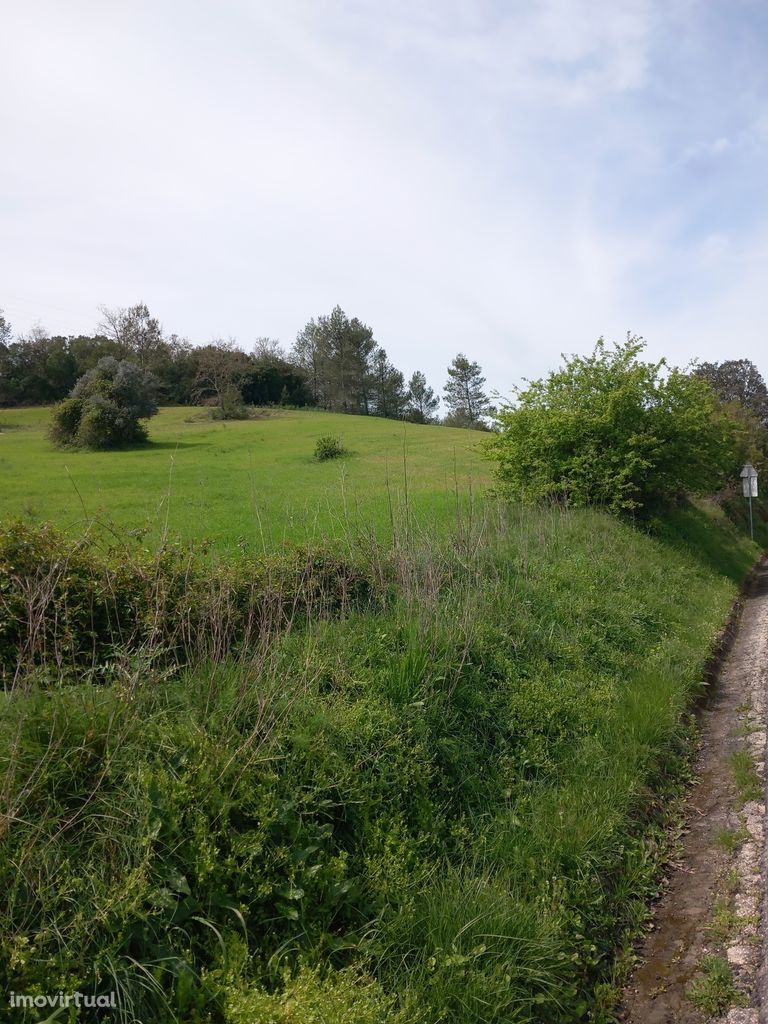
[292,306,376,413]
[443,353,490,426]
[405,371,439,422]
[371,348,406,419]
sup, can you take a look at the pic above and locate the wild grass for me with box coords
[0,495,760,1023]
[714,825,749,853]
[730,749,763,806]
[0,406,488,554]
[687,956,745,1016]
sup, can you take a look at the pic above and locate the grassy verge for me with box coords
[0,500,759,1022]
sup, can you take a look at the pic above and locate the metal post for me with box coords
[741,463,758,542]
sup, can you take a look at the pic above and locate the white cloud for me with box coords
[1,0,768,395]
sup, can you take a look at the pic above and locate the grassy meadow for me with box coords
[0,407,489,553]
[0,405,763,1023]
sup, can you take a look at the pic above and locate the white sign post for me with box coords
[740,463,759,541]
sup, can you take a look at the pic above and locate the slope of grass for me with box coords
[0,407,488,554]
[0,500,759,1023]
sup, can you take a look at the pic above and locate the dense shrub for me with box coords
[48,357,158,449]
[487,336,739,512]
[0,521,376,681]
[314,434,347,460]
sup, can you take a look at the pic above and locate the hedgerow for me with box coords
[0,520,376,682]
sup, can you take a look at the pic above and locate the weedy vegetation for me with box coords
[1,338,765,1024]
[687,956,746,1016]
[0,483,759,1022]
[730,749,763,807]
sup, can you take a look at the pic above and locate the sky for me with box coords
[2,0,768,399]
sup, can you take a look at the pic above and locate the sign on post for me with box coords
[740,463,758,539]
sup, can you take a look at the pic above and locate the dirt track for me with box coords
[621,562,768,1024]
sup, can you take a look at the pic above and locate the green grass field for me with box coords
[0,407,489,553]
[2,403,763,1022]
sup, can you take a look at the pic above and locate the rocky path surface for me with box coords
[622,563,768,1024]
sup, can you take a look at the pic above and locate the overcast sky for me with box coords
[2,0,768,396]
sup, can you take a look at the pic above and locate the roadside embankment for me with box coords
[0,500,761,1023]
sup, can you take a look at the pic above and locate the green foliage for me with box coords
[443,353,490,425]
[488,336,738,512]
[714,826,749,853]
[0,407,486,554]
[687,956,744,1016]
[0,520,374,681]
[371,348,407,418]
[693,358,768,428]
[226,964,418,1024]
[0,501,757,1022]
[210,384,250,420]
[47,395,85,446]
[406,370,439,423]
[98,301,164,368]
[49,357,158,449]
[0,308,12,350]
[294,306,377,414]
[314,434,347,461]
[730,748,762,806]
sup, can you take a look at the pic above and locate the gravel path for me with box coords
[621,562,768,1024]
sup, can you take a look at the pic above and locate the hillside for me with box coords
[0,407,489,552]
[0,491,760,1023]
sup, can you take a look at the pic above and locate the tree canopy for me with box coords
[487,336,738,513]
[0,309,11,347]
[405,371,439,423]
[443,354,490,427]
[693,359,768,428]
[3,301,444,430]
[49,357,159,449]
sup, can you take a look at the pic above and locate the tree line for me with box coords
[0,303,492,427]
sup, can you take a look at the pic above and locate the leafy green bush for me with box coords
[487,336,738,512]
[226,964,416,1024]
[314,434,347,461]
[47,395,84,446]
[48,357,158,449]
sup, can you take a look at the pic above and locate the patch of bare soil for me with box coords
[621,563,768,1024]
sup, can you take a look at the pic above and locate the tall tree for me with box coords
[0,308,11,347]
[0,324,79,405]
[97,302,165,367]
[0,309,12,405]
[193,338,249,413]
[244,337,311,407]
[292,306,376,413]
[370,348,406,419]
[252,337,287,365]
[405,371,439,423]
[693,359,768,428]
[443,353,490,426]
[293,317,331,407]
